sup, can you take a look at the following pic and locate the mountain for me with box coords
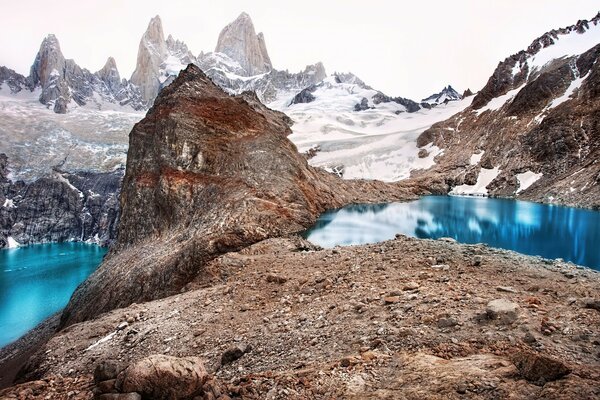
[214,11,272,75]
[130,15,196,104]
[414,13,600,208]
[59,64,417,326]
[284,73,473,182]
[421,85,463,105]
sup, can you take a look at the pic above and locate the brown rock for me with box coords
[96,379,117,394]
[118,355,207,400]
[266,274,287,284]
[511,350,571,383]
[98,394,142,400]
[94,361,123,383]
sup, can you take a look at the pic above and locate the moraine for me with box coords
[304,196,600,270]
[0,243,106,348]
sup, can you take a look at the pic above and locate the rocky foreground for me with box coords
[2,235,599,399]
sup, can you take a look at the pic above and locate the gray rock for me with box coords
[94,360,123,383]
[221,343,251,365]
[486,299,519,324]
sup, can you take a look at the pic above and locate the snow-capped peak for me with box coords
[421,85,462,105]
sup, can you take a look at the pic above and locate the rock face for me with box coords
[60,64,415,327]
[215,12,272,76]
[0,154,122,248]
[130,16,168,104]
[414,13,600,208]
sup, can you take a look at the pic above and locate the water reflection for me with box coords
[0,243,106,347]
[303,196,600,270]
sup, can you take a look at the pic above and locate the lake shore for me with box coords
[2,234,599,398]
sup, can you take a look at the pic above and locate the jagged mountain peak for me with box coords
[215,12,272,76]
[421,85,462,104]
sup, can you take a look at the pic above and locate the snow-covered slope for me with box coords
[0,86,141,181]
[279,75,474,181]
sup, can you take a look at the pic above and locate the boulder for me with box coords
[117,355,207,400]
[486,299,519,324]
[511,350,571,383]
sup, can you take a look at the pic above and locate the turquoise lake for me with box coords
[0,243,106,348]
[304,196,600,270]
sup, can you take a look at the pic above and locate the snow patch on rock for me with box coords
[516,171,543,194]
[450,167,501,196]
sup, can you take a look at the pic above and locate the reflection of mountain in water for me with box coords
[304,196,600,269]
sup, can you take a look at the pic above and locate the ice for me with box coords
[476,84,525,115]
[6,236,20,248]
[2,199,15,208]
[516,170,543,193]
[528,22,600,71]
[283,78,472,182]
[470,151,484,165]
[450,167,501,196]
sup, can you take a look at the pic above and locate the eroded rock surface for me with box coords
[59,64,417,327]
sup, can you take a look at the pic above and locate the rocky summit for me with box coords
[59,64,418,327]
[414,13,600,208]
[215,12,272,76]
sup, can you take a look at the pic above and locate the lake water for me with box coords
[0,243,106,348]
[304,196,600,270]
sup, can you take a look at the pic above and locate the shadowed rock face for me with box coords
[60,64,417,327]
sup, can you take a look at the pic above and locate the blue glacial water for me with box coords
[0,243,106,348]
[304,196,600,270]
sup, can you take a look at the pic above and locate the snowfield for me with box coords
[279,78,473,182]
[0,85,143,181]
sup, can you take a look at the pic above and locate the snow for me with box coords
[548,71,588,109]
[282,78,473,182]
[0,89,141,181]
[450,166,501,196]
[6,236,20,248]
[528,22,600,71]
[86,330,117,351]
[470,151,484,165]
[516,170,543,193]
[2,199,15,208]
[476,84,525,115]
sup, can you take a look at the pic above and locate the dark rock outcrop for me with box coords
[0,155,122,248]
[289,84,317,105]
[60,64,417,327]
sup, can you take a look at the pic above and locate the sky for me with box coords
[0,1,598,100]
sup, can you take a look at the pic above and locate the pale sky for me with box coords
[0,0,598,100]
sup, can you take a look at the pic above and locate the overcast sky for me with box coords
[0,1,598,100]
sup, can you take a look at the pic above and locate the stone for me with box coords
[266,274,287,284]
[221,344,251,365]
[472,255,483,266]
[94,361,123,383]
[486,299,519,324]
[511,350,571,383]
[583,299,600,311]
[403,281,420,291]
[97,394,142,400]
[118,355,207,400]
[96,379,117,393]
[496,286,517,293]
[383,296,401,304]
[437,317,458,328]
